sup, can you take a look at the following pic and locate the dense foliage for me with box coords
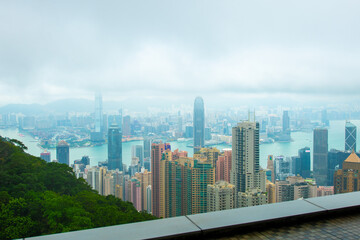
[0,136,156,239]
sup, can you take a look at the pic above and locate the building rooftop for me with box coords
[25,191,360,240]
[57,140,69,147]
[344,151,360,163]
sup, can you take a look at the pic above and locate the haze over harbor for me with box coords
[1,120,357,169]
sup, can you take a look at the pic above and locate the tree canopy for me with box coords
[0,136,156,239]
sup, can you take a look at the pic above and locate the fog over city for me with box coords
[1,1,360,110]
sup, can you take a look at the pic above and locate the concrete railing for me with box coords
[26,191,360,240]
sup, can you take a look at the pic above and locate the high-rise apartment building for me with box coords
[275,176,317,203]
[345,121,357,152]
[216,150,232,183]
[207,181,235,212]
[132,145,144,167]
[134,170,152,212]
[266,180,276,203]
[108,124,122,171]
[151,142,168,218]
[267,155,275,183]
[191,160,215,214]
[231,121,266,208]
[313,128,328,186]
[56,141,69,165]
[193,97,205,154]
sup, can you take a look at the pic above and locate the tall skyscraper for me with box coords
[345,121,357,152]
[56,141,69,165]
[298,147,311,179]
[193,97,205,153]
[40,150,51,162]
[123,115,131,136]
[108,124,122,171]
[282,110,290,133]
[94,93,103,133]
[143,137,152,159]
[313,128,328,186]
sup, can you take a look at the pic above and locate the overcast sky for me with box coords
[1,1,360,108]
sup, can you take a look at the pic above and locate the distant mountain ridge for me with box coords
[0,99,94,114]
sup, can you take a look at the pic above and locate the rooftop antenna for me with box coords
[248,110,250,121]
[253,109,256,122]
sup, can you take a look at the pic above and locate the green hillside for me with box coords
[0,136,156,240]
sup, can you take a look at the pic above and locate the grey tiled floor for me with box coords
[209,212,360,240]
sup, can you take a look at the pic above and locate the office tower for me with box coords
[327,149,360,186]
[185,126,193,138]
[151,142,167,218]
[108,114,122,130]
[345,121,357,152]
[176,115,183,137]
[123,115,131,136]
[298,147,311,179]
[231,121,266,208]
[282,111,290,133]
[334,152,360,194]
[321,109,329,126]
[143,159,150,171]
[94,93,103,133]
[193,97,205,153]
[266,180,276,203]
[313,128,328,186]
[80,156,90,166]
[40,150,51,162]
[205,127,211,141]
[56,141,69,165]
[207,181,235,212]
[118,109,123,129]
[90,93,105,142]
[267,155,275,183]
[143,137,152,159]
[132,145,144,167]
[108,124,122,171]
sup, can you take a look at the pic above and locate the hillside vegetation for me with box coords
[0,136,156,239]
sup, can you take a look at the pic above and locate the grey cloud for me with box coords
[1,0,360,106]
